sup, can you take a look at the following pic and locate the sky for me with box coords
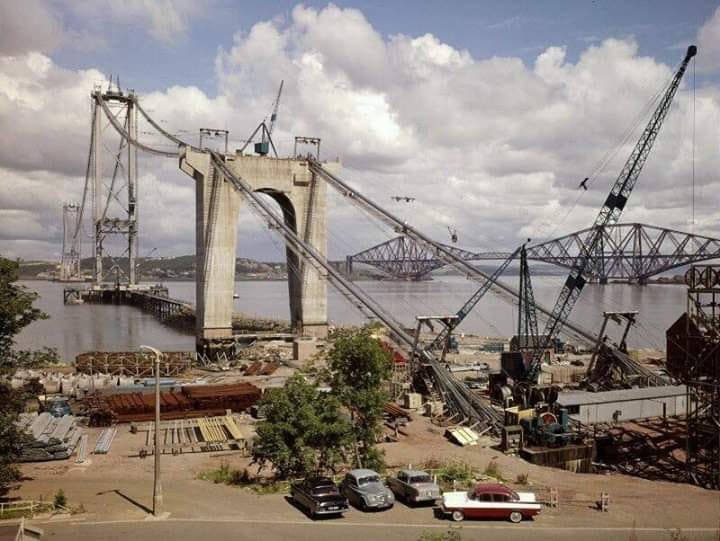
[1,0,719,264]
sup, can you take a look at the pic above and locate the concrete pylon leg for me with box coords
[180,149,339,350]
[181,152,241,356]
[290,171,328,337]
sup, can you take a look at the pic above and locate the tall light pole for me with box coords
[140,345,163,516]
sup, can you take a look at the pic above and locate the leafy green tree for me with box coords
[252,374,352,479]
[0,256,49,492]
[0,257,49,373]
[0,382,27,492]
[326,328,392,471]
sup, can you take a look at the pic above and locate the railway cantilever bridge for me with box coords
[346,223,720,283]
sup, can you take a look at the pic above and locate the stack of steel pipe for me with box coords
[17,413,84,462]
[84,383,261,423]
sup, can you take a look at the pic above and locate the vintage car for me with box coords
[440,483,541,523]
[386,469,441,505]
[290,477,349,518]
[339,469,394,511]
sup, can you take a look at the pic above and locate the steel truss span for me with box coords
[348,223,720,283]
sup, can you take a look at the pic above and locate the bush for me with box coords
[434,461,479,489]
[515,472,529,485]
[53,489,67,509]
[483,460,502,480]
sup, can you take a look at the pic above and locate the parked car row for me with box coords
[289,469,541,523]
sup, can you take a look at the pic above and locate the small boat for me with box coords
[233,293,239,299]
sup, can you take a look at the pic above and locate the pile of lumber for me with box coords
[16,413,83,462]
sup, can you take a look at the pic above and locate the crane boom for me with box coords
[268,80,284,137]
[525,44,697,382]
[426,246,520,351]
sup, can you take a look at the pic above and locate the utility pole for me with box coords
[140,345,163,516]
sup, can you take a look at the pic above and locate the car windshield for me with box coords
[358,475,380,485]
[410,475,432,484]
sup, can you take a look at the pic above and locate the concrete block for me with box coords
[293,337,317,363]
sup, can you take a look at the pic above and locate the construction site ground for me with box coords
[6,413,719,538]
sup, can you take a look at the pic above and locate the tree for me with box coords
[252,374,352,479]
[327,328,392,471]
[0,256,48,492]
[0,381,28,493]
[0,257,49,374]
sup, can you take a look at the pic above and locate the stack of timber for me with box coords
[16,413,83,462]
[133,414,253,456]
[85,383,261,424]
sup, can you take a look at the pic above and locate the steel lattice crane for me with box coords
[524,44,697,383]
[240,80,284,158]
[425,245,521,352]
[517,243,540,353]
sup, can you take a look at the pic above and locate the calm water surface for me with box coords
[16,277,685,362]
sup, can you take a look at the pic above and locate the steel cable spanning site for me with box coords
[69,44,697,441]
[83,41,694,434]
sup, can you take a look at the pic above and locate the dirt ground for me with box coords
[8,413,720,530]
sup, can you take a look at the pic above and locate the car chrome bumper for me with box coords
[412,495,439,503]
[315,506,348,515]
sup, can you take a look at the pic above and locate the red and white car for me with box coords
[440,483,541,523]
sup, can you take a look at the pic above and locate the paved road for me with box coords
[34,518,720,541]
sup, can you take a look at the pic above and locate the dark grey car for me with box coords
[340,469,394,511]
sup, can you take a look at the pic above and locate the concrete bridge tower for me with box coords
[180,148,340,356]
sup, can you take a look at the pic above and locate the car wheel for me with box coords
[509,511,523,523]
[451,510,464,522]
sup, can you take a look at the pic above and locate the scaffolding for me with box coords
[683,265,720,489]
[91,82,139,286]
[60,202,82,281]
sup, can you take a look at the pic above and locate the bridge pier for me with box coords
[180,149,339,357]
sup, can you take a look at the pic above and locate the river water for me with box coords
[16,277,685,362]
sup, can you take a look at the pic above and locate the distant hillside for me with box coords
[16,255,376,281]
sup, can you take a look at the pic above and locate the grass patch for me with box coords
[197,462,288,494]
[418,529,462,541]
[197,462,252,486]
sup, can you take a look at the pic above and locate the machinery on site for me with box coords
[517,45,697,392]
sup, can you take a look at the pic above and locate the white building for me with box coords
[557,385,687,425]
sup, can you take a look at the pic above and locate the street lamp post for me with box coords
[140,345,163,516]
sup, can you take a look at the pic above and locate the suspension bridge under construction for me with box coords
[57,44,719,488]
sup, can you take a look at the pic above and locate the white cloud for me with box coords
[62,0,201,45]
[1,4,719,264]
[697,6,720,73]
[0,1,64,55]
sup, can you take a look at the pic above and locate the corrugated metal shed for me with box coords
[557,385,686,406]
[557,385,688,425]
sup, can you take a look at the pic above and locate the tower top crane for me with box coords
[239,80,285,158]
[255,80,284,157]
[524,44,697,383]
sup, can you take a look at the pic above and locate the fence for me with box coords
[0,500,53,519]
